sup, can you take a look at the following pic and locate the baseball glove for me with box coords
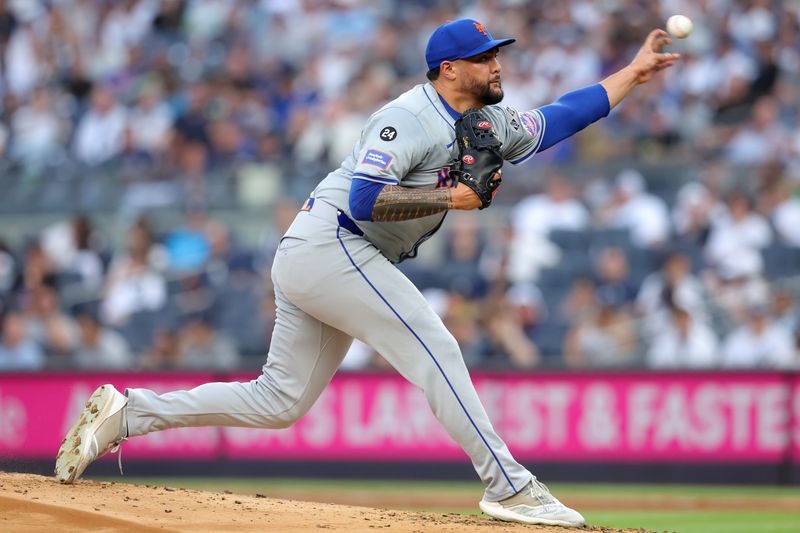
[450,108,503,209]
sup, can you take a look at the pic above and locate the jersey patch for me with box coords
[379,126,397,141]
[435,167,456,188]
[505,106,521,130]
[519,111,540,138]
[362,149,393,170]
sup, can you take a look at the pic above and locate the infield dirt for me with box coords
[0,472,649,532]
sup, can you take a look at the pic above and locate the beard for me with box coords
[471,78,504,105]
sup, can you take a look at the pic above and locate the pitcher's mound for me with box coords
[0,472,643,532]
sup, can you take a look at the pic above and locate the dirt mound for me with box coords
[0,472,645,532]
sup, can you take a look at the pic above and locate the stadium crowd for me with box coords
[0,0,799,372]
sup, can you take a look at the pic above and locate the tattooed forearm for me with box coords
[371,185,454,222]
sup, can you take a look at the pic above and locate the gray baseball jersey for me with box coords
[124,83,546,502]
[307,82,545,262]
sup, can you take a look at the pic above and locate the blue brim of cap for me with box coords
[458,37,516,61]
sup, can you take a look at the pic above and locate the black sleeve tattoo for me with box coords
[371,185,453,222]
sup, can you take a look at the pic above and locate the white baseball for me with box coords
[666,15,693,39]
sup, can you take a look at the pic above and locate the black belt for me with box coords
[301,198,364,236]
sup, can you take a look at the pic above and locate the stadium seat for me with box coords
[531,320,570,358]
[762,243,800,279]
[590,228,632,249]
[549,229,591,251]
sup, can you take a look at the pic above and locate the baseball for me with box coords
[666,15,693,39]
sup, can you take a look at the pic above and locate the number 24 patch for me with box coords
[379,127,397,141]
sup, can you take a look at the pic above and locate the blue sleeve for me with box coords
[537,83,610,152]
[349,177,385,221]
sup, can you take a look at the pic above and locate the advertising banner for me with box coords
[223,372,794,462]
[0,372,796,464]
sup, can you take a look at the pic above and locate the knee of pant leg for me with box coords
[251,375,309,428]
[252,375,316,428]
[271,402,310,428]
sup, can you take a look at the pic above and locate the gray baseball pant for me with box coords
[125,202,533,501]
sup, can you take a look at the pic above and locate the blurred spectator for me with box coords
[152,0,185,40]
[564,290,637,369]
[164,212,211,274]
[101,218,167,325]
[729,0,777,44]
[14,241,55,298]
[763,179,800,247]
[208,118,255,167]
[508,173,584,282]
[0,0,17,52]
[0,311,45,370]
[511,173,589,237]
[646,305,719,369]
[68,215,105,292]
[172,272,215,319]
[174,82,211,146]
[480,288,542,369]
[73,308,133,370]
[9,86,65,167]
[637,251,707,334]
[441,212,488,298]
[5,14,42,96]
[705,264,771,328]
[21,284,79,360]
[72,86,128,165]
[140,327,180,370]
[128,81,174,156]
[41,214,104,292]
[442,292,484,367]
[592,247,638,310]
[721,305,796,369]
[772,288,798,334]
[177,313,240,371]
[597,169,670,249]
[0,238,16,296]
[294,95,365,169]
[671,181,716,246]
[725,97,789,166]
[558,277,597,325]
[704,190,772,277]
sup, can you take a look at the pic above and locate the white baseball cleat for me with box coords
[479,478,586,527]
[54,384,129,484]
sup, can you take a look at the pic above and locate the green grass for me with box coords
[583,510,800,533]
[99,477,800,533]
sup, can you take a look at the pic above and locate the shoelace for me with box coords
[530,479,554,508]
[111,443,124,475]
[109,413,129,476]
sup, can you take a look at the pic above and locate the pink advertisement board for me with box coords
[223,372,795,463]
[0,372,797,464]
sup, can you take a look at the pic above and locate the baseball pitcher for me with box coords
[55,18,679,527]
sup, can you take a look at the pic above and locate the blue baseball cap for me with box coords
[425,19,515,71]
